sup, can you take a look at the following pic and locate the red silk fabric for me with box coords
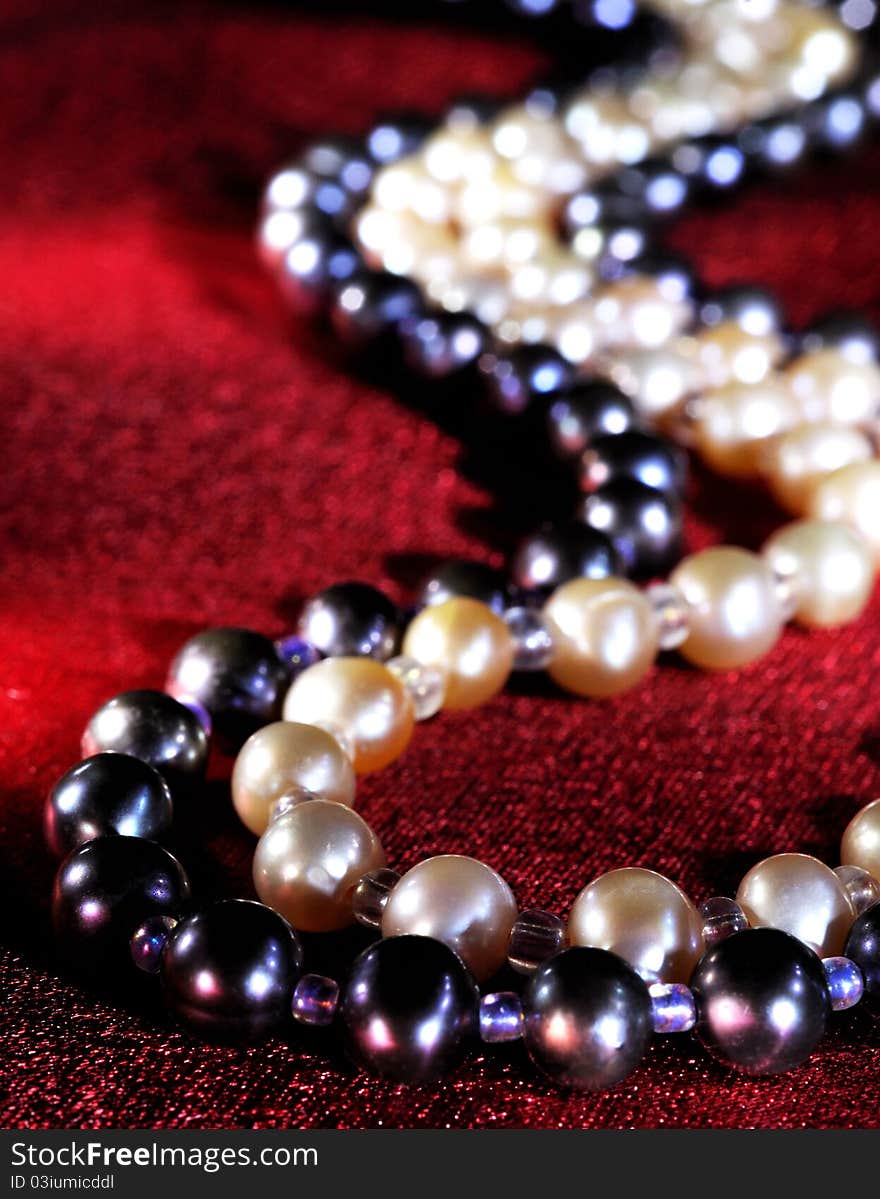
[2,2,880,1129]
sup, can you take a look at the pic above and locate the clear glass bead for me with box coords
[700,896,749,945]
[649,981,697,1033]
[312,720,356,760]
[822,956,864,1011]
[479,991,524,1043]
[834,864,880,916]
[504,607,556,672]
[645,582,690,651]
[275,635,321,676]
[507,908,567,973]
[292,973,340,1026]
[270,786,318,823]
[352,868,401,928]
[386,655,447,720]
[130,916,177,974]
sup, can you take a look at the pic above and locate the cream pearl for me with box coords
[593,276,694,351]
[381,855,517,982]
[670,546,785,671]
[231,721,356,836]
[609,346,703,420]
[809,461,880,566]
[785,350,880,425]
[542,577,658,698]
[568,867,704,984]
[694,322,785,388]
[762,519,874,628]
[253,800,385,933]
[402,597,514,710]
[841,797,880,880]
[736,853,854,957]
[763,422,873,515]
[695,381,800,478]
[282,658,414,774]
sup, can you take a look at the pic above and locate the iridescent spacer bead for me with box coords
[699,896,749,946]
[834,864,880,916]
[822,956,864,1012]
[352,867,401,929]
[386,654,447,720]
[269,785,319,823]
[645,582,690,651]
[649,981,697,1033]
[292,973,340,1027]
[507,908,567,974]
[130,915,178,974]
[479,991,524,1044]
[503,607,556,672]
[274,635,321,676]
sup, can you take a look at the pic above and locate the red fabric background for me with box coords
[2,1,880,1129]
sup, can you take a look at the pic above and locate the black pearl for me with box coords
[340,935,479,1083]
[166,628,289,748]
[615,159,691,220]
[277,215,362,313]
[522,946,653,1091]
[52,836,190,973]
[801,310,880,364]
[578,479,682,577]
[620,251,697,303]
[399,311,489,379]
[690,928,830,1075]
[806,92,866,153]
[298,581,400,660]
[479,344,576,416]
[366,112,432,165]
[82,690,208,791]
[700,284,783,337]
[547,381,638,460]
[844,902,880,1011]
[597,221,654,272]
[44,753,173,858]
[511,523,622,599]
[740,115,807,174]
[301,137,374,202]
[580,430,688,496]
[419,559,512,615]
[161,900,303,1043]
[675,136,747,192]
[331,270,423,349]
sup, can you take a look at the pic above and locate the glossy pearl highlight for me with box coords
[542,577,658,698]
[402,597,515,710]
[670,547,784,671]
[735,853,854,957]
[282,658,414,773]
[381,855,517,982]
[841,797,880,880]
[44,753,173,858]
[231,721,356,835]
[161,899,303,1042]
[690,928,830,1075]
[253,800,385,932]
[341,935,479,1082]
[522,946,653,1090]
[568,867,704,983]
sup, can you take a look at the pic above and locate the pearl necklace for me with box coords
[48,0,880,1094]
